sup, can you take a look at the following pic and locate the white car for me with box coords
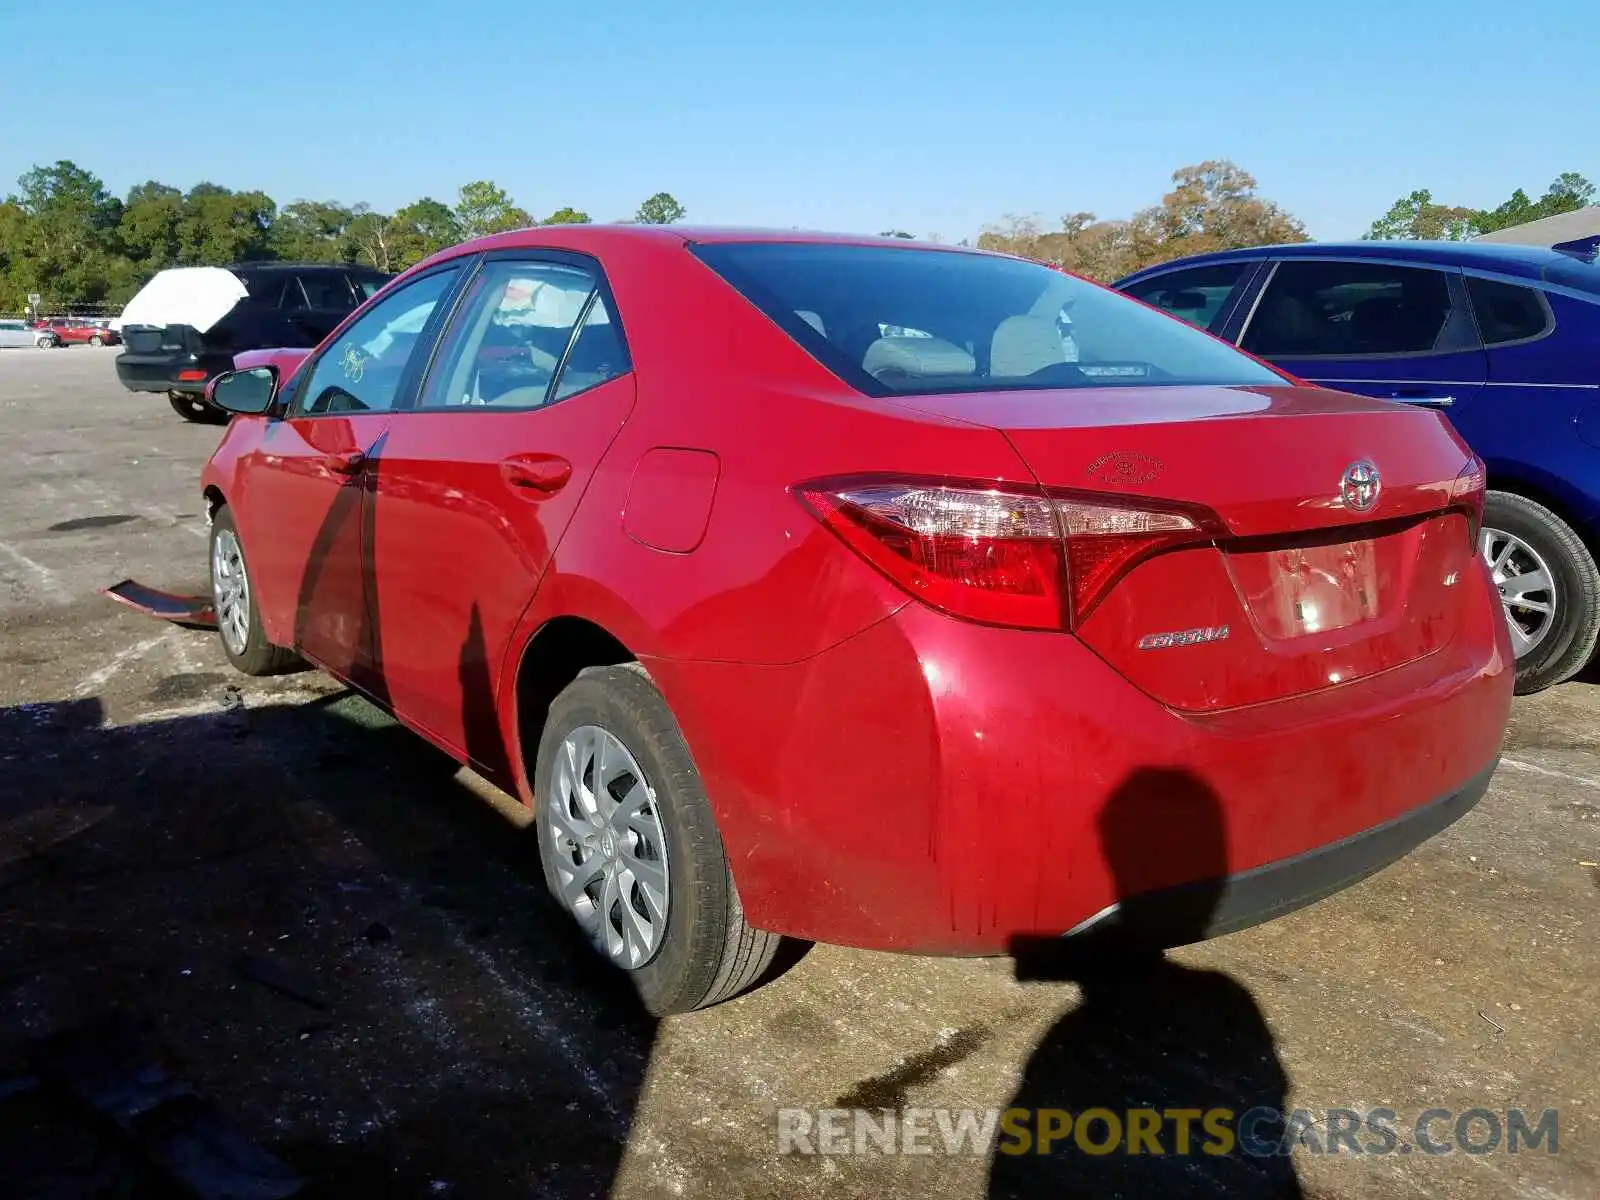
[0,319,52,349]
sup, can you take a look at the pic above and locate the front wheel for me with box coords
[88,334,103,346]
[1481,490,1600,694]
[535,664,780,1014]
[209,506,300,676]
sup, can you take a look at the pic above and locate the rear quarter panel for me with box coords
[1459,291,1600,533]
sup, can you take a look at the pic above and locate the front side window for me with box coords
[418,260,625,409]
[1466,276,1552,345]
[693,243,1282,396]
[1242,260,1456,357]
[291,267,459,416]
[1121,262,1251,332]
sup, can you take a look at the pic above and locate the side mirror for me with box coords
[209,366,279,415]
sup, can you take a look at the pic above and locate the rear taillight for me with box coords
[796,477,1217,631]
[178,369,207,382]
[1053,498,1208,620]
[1452,454,1486,533]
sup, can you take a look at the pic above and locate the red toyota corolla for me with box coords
[199,227,1512,1013]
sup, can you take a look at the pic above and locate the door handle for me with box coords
[500,455,572,495]
[322,449,366,475]
[1390,394,1455,408]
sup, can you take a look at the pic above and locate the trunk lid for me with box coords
[893,384,1481,710]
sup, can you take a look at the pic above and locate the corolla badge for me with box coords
[1340,459,1381,513]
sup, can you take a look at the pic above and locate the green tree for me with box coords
[879,229,914,238]
[5,161,124,308]
[634,191,686,224]
[542,206,591,225]
[344,206,397,272]
[1363,188,1479,240]
[1366,173,1595,240]
[272,199,355,262]
[455,180,531,239]
[388,197,463,269]
[1476,172,1595,233]
[118,182,184,271]
[176,183,275,264]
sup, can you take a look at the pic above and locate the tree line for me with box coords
[1363,172,1594,241]
[975,161,1310,280]
[4,155,1592,312]
[0,160,686,312]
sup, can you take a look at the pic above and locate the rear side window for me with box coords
[1242,261,1456,357]
[1466,276,1552,345]
[301,271,359,311]
[1120,263,1251,332]
[693,242,1282,396]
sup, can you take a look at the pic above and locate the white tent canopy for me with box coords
[112,267,249,333]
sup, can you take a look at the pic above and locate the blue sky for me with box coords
[0,0,1590,241]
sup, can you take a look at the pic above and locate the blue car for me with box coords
[1116,241,1600,693]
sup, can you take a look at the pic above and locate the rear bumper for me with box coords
[1061,760,1495,948]
[114,352,223,395]
[647,562,1513,955]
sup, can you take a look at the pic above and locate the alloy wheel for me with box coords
[545,724,671,968]
[211,527,251,656]
[1481,525,1556,658]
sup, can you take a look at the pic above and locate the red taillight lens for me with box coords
[1452,454,1486,532]
[797,481,1068,629]
[178,369,208,382]
[1053,498,1206,621]
[796,477,1217,630]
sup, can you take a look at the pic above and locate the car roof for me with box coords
[449,224,982,254]
[226,260,392,276]
[1117,240,1577,284]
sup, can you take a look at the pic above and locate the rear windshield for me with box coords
[692,242,1284,396]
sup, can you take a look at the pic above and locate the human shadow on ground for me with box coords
[991,768,1303,1199]
[0,682,656,1198]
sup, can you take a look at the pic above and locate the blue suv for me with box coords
[1116,242,1600,693]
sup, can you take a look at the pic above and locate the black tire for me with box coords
[169,392,227,424]
[208,506,300,677]
[535,663,780,1014]
[1483,490,1600,694]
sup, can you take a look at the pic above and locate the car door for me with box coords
[238,264,465,695]
[1237,258,1488,413]
[370,252,635,770]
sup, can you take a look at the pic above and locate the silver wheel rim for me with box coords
[211,528,250,656]
[545,725,671,968]
[1481,526,1556,659]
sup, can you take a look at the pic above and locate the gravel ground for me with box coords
[0,347,1595,1198]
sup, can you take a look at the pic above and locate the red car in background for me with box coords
[32,317,120,347]
[194,226,1512,1013]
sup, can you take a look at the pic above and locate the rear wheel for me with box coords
[88,334,103,346]
[535,664,780,1014]
[209,506,299,676]
[1482,490,1600,694]
[169,392,226,424]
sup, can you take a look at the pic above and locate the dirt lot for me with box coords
[0,347,1595,1199]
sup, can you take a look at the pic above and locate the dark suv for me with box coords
[116,262,392,422]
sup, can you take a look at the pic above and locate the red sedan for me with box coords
[200,227,1512,1013]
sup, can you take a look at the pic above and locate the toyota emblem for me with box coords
[1340,460,1381,512]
